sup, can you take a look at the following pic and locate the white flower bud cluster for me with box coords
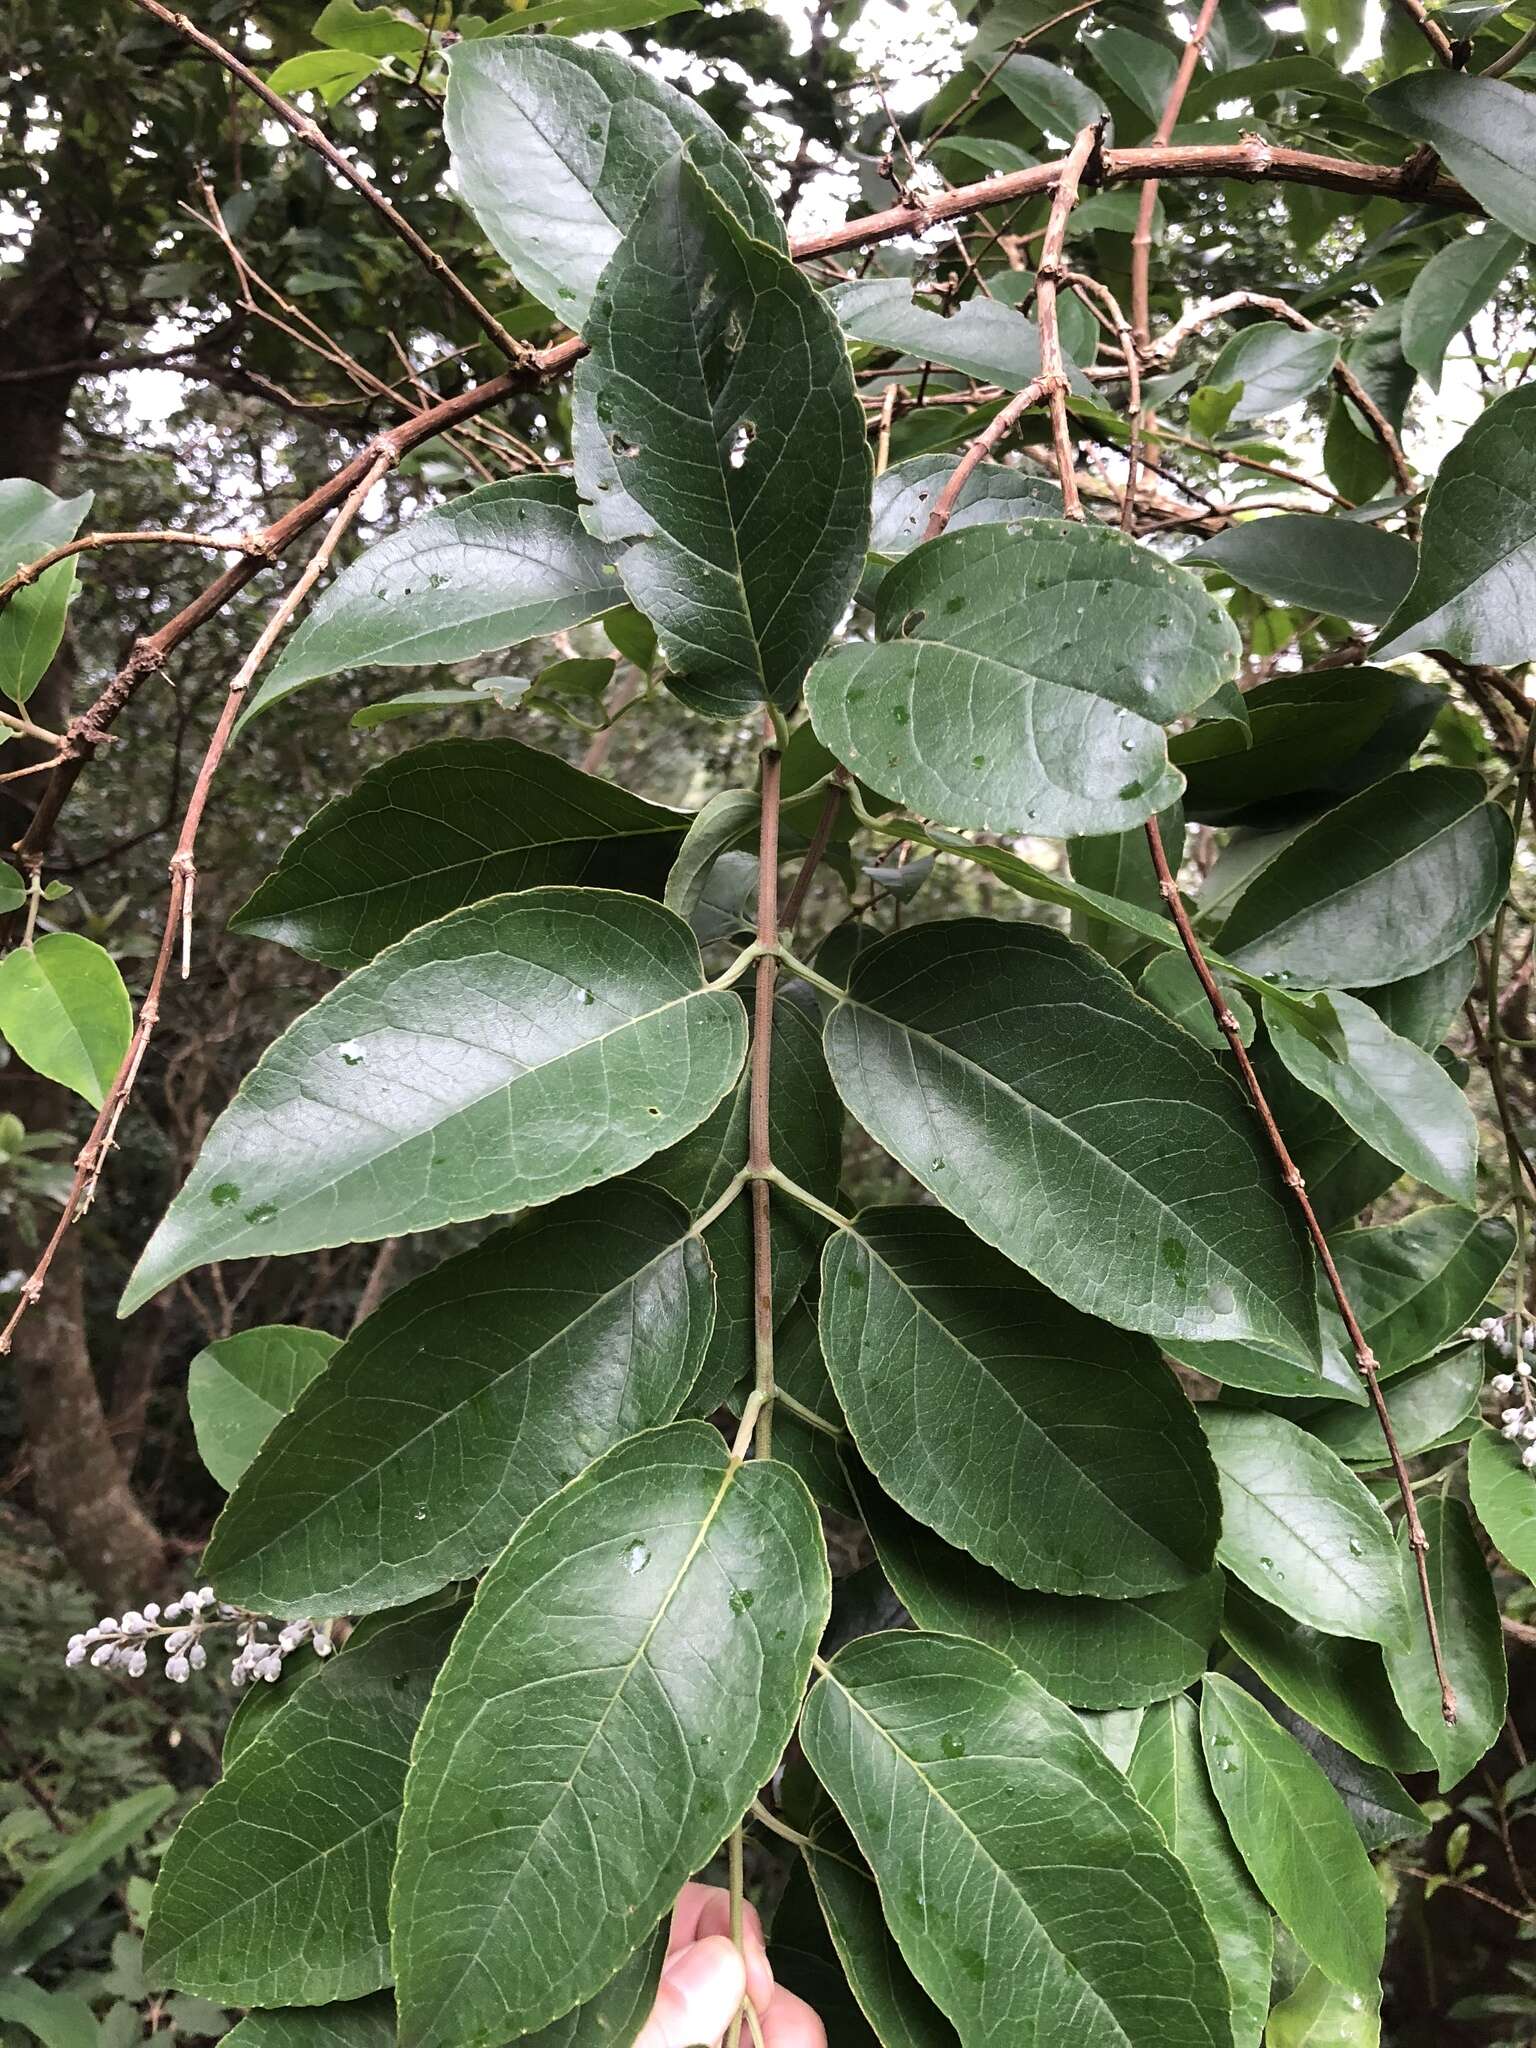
[1478,1318,1536,1468]
[63,1583,334,1687]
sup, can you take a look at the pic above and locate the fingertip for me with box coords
[760,1983,829,2048]
[634,1935,747,2048]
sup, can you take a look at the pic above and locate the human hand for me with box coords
[632,1882,826,2048]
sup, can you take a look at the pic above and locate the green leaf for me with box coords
[1208,324,1339,422]
[445,37,784,332]
[1383,1495,1506,1790]
[391,1421,829,2046]
[821,1205,1219,1595]
[1309,1342,1483,1463]
[1369,72,1536,243]
[794,1834,961,2048]
[266,49,380,102]
[313,0,425,55]
[993,52,1110,140]
[0,481,91,707]
[0,1787,173,1955]
[203,1185,712,1618]
[1262,990,1477,1204]
[146,1606,463,2005]
[1200,1673,1385,1994]
[868,455,1061,568]
[574,156,870,720]
[232,738,688,968]
[1216,768,1513,989]
[1069,803,1184,967]
[851,1459,1223,1710]
[1468,1423,1536,1580]
[828,281,1088,396]
[1186,517,1415,626]
[188,1325,340,1491]
[1364,946,1475,1052]
[801,1631,1234,2048]
[1170,668,1439,828]
[1200,1409,1410,1646]
[0,934,131,1109]
[121,890,747,1314]
[243,480,620,725]
[223,1997,400,2048]
[349,682,528,727]
[1331,1207,1514,1373]
[1127,1697,1274,2048]
[0,1982,98,2048]
[663,788,760,924]
[769,1861,884,2048]
[1141,953,1257,1048]
[807,520,1241,840]
[1189,383,1243,440]
[1220,1580,1432,1772]
[475,0,698,31]
[1401,229,1519,392]
[1087,26,1178,121]
[1264,1967,1379,2047]
[822,917,1319,1364]
[1377,386,1536,666]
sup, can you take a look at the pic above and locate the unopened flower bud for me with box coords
[1493,1374,1516,1394]
[189,1641,207,1671]
[1522,1443,1536,1469]
[165,1654,190,1683]
[312,1633,333,1658]
[126,1647,148,1678]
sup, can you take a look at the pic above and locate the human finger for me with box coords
[690,1888,774,2012]
[632,1934,747,2048]
[758,1982,828,2048]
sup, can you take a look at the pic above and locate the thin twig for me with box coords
[1131,0,1225,345]
[748,728,783,1461]
[1035,124,1101,520]
[1065,269,1141,528]
[923,375,1055,540]
[781,774,848,931]
[1141,822,1458,1724]
[0,530,273,615]
[1387,0,1460,65]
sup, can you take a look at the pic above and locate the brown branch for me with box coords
[0,455,394,1356]
[132,0,526,366]
[1065,270,1142,530]
[1142,822,1457,1724]
[1035,124,1101,520]
[922,376,1056,540]
[0,530,273,616]
[1132,0,1225,345]
[781,773,848,931]
[1386,0,1460,66]
[748,727,783,1460]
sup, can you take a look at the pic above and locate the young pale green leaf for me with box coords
[1262,991,1477,1204]
[821,1206,1220,1596]
[1170,669,1439,830]
[807,520,1241,840]
[1309,1343,1482,1464]
[828,282,1089,395]
[145,1605,464,2007]
[266,49,380,103]
[1469,1424,1536,1581]
[242,481,621,725]
[1185,517,1415,626]
[1369,73,1536,244]
[445,38,783,331]
[0,934,131,1110]
[1200,1409,1410,1647]
[852,1460,1223,1710]
[1216,768,1513,989]
[121,890,746,1315]
[1264,1967,1379,2048]
[574,157,869,720]
[868,456,1061,568]
[391,1422,829,2047]
[231,738,688,969]
[1220,1581,1432,1773]
[1199,1674,1385,1996]
[0,480,91,709]
[1207,323,1339,422]
[1383,1495,1506,1791]
[1127,1697,1274,2048]
[1377,387,1536,666]
[823,918,1319,1366]
[801,1631,1234,2048]
[188,1325,340,1491]
[793,1837,960,2048]
[1331,1208,1514,1374]
[203,1186,712,1618]
[1401,229,1519,392]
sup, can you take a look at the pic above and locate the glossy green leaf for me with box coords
[1468,1423,1536,1580]
[1401,229,1519,392]
[1141,952,1257,1048]
[801,1631,1233,2048]
[444,38,784,330]
[1088,26,1178,121]
[662,787,759,924]
[1383,1495,1506,1790]
[808,520,1240,839]
[1186,517,1415,626]
[1264,1967,1379,2047]
[822,917,1319,1364]
[232,739,687,969]
[1261,1698,1428,1851]
[574,158,868,720]
[266,49,379,103]
[993,53,1110,140]
[1220,1581,1432,1772]
[1263,991,1477,1204]
[222,1997,396,2048]
[1331,1207,1514,1374]
[1217,768,1513,989]
[392,1422,829,2046]
[1370,72,1536,244]
[852,1460,1223,1710]
[0,933,131,1110]
[1377,386,1536,666]
[203,1185,712,1618]
[1208,324,1339,422]
[794,1828,961,2048]
[244,481,620,725]
[1309,1343,1482,1464]
[1362,946,1474,1052]
[1200,1409,1410,1647]
[1127,1697,1274,2048]
[475,0,699,31]
[821,1205,1219,1595]
[188,1325,341,1491]
[145,1605,464,2006]
[868,455,1062,568]
[121,890,747,1314]
[0,480,91,707]
[829,282,1088,396]
[1200,1674,1384,1995]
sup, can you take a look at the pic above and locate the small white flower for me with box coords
[64,1644,86,1667]
[313,1634,333,1658]
[142,1602,160,1622]
[1518,1360,1532,1378]
[98,1617,118,1635]
[278,1622,310,1653]
[164,1627,193,1655]
[1521,1443,1536,1469]
[189,1642,207,1671]
[163,1600,186,1622]
[1505,1420,1523,1438]
[1503,1407,1523,1425]
[119,1610,145,1634]
[90,1643,116,1668]
[1494,1374,1517,1394]
[165,1654,190,1683]
[126,1647,148,1678]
